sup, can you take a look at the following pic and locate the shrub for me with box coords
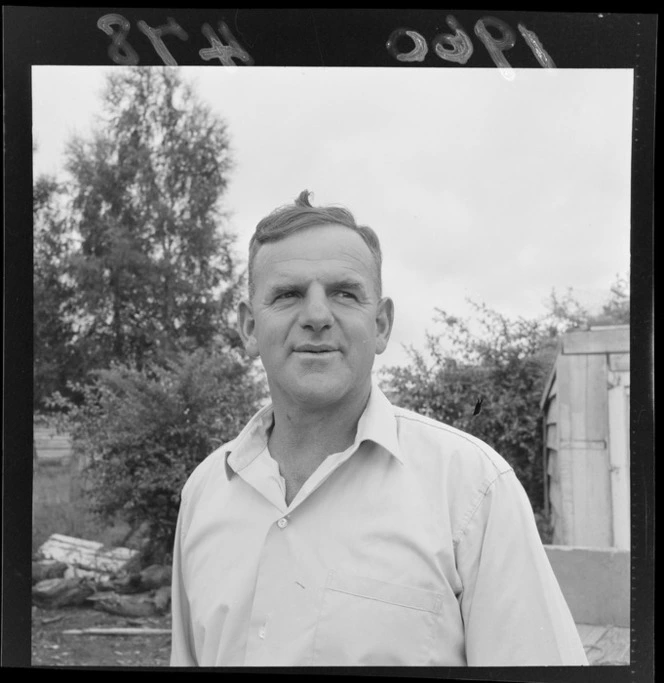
[49,347,265,560]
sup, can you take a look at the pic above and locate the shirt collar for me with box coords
[224,383,404,478]
[353,383,404,465]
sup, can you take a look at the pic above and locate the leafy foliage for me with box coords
[62,67,240,376]
[34,68,267,555]
[48,348,265,558]
[381,278,630,516]
[33,174,82,408]
[546,272,630,330]
[383,302,556,511]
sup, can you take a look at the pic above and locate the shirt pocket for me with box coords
[311,570,443,666]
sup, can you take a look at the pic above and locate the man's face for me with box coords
[238,224,393,411]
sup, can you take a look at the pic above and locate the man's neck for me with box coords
[267,386,371,503]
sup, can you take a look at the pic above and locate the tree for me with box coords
[591,272,630,326]
[49,347,265,560]
[33,173,81,409]
[64,67,240,373]
[34,68,265,556]
[545,271,630,331]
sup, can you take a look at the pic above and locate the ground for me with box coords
[31,605,171,668]
[32,606,629,667]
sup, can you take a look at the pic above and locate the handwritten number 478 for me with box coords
[97,14,254,66]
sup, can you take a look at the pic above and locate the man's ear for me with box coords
[375,297,394,355]
[237,300,260,358]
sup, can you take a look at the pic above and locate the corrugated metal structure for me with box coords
[540,326,630,549]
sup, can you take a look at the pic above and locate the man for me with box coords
[170,191,588,667]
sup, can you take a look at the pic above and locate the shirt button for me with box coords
[277,517,288,529]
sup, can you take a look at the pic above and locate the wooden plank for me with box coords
[566,354,588,441]
[608,375,631,550]
[579,354,612,546]
[545,395,558,425]
[542,421,549,517]
[546,449,558,479]
[556,356,572,442]
[556,448,575,545]
[560,440,605,450]
[570,447,613,547]
[35,438,70,447]
[62,628,171,636]
[609,353,630,372]
[34,428,73,463]
[562,326,629,355]
[559,353,613,547]
[585,354,609,442]
[38,534,138,575]
[34,430,70,441]
[49,534,101,549]
[554,355,575,545]
[547,457,564,544]
[539,349,559,411]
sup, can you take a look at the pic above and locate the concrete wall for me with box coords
[545,545,630,628]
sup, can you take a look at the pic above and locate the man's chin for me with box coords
[286,377,358,409]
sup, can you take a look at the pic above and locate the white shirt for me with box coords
[170,385,588,667]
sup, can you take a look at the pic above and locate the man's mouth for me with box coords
[294,345,338,354]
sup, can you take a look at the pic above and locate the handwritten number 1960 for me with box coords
[97,14,254,66]
[387,15,556,73]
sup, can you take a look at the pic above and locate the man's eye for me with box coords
[276,291,298,300]
[334,291,357,300]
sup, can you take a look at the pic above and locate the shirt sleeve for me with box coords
[170,495,198,667]
[455,469,588,666]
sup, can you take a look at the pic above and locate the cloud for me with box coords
[33,66,632,371]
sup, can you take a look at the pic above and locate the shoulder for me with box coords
[391,403,512,480]
[390,403,522,543]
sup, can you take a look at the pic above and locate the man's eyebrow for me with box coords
[266,279,369,297]
[266,282,301,297]
[328,280,368,293]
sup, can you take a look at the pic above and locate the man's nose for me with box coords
[299,289,334,331]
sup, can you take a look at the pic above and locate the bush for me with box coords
[382,303,557,514]
[49,347,265,560]
[382,279,629,530]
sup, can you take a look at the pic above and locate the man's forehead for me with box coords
[250,223,381,298]
[257,258,373,292]
[253,226,374,271]
[265,269,369,288]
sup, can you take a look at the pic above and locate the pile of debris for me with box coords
[32,534,171,618]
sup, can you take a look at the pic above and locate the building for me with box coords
[540,325,630,549]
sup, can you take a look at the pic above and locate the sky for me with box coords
[32,66,633,373]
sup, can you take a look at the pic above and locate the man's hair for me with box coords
[247,190,383,298]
